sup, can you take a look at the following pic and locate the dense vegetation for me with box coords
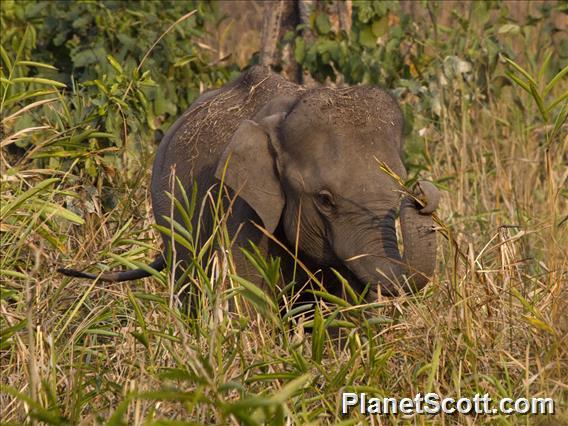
[1,1,566,424]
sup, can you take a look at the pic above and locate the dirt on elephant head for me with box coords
[292,86,403,137]
[178,66,301,157]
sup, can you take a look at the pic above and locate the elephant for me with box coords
[59,65,440,300]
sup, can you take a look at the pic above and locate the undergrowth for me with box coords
[1,1,567,424]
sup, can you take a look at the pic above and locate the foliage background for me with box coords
[1,0,567,424]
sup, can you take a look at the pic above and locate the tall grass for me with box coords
[2,4,567,426]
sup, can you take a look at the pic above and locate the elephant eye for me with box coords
[316,190,335,211]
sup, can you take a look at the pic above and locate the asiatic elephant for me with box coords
[59,66,440,300]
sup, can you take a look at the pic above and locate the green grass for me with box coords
[1,2,567,425]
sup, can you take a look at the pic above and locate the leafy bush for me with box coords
[290,1,566,144]
[2,0,238,178]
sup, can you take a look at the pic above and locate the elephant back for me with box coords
[150,66,301,232]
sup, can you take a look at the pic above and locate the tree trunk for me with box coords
[260,0,302,82]
[259,0,352,85]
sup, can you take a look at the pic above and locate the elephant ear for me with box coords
[215,117,284,233]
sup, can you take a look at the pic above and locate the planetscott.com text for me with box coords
[341,392,555,415]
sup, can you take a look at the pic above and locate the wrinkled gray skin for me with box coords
[60,66,439,299]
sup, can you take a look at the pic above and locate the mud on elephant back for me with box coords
[58,65,441,302]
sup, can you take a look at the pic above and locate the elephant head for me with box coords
[215,87,439,298]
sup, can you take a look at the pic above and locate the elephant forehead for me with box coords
[286,141,403,201]
[281,121,404,179]
[279,88,406,199]
[292,86,402,121]
[282,117,399,156]
[285,87,403,137]
[281,92,403,161]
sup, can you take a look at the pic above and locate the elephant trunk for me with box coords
[397,194,437,292]
[345,186,438,299]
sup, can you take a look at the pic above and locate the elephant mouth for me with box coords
[322,259,394,301]
[294,242,399,300]
[341,259,401,298]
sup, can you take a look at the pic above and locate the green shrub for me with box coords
[2,0,238,179]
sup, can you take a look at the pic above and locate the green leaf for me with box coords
[15,60,58,70]
[505,71,530,94]
[247,372,299,383]
[68,129,96,145]
[131,331,149,348]
[356,2,375,23]
[0,178,59,219]
[11,77,66,88]
[330,268,360,303]
[0,319,27,341]
[268,373,311,405]
[522,315,555,335]
[546,90,567,113]
[544,64,568,97]
[550,100,567,143]
[498,23,520,35]
[315,13,331,35]
[231,274,278,320]
[426,339,442,393]
[28,200,85,224]
[0,44,12,71]
[308,290,351,308]
[107,54,123,74]
[281,303,313,322]
[82,328,122,338]
[503,57,537,87]
[0,269,29,280]
[72,47,106,67]
[529,82,548,121]
[311,307,324,363]
[127,287,150,349]
[371,15,389,37]
[537,50,553,86]
[359,25,376,48]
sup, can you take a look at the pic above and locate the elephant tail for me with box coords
[57,255,166,282]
